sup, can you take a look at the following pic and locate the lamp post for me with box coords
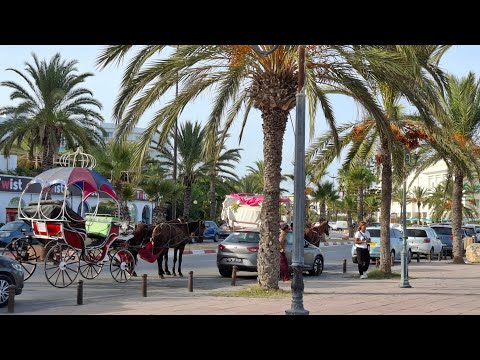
[172,45,179,221]
[400,148,413,288]
[285,45,309,315]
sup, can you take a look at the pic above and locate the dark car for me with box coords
[0,221,37,248]
[216,228,324,278]
[0,255,24,307]
[429,224,469,256]
[203,221,220,242]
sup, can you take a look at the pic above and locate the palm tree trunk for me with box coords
[41,138,54,171]
[452,171,465,264]
[209,171,217,220]
[153,203,166,223]
[347,211,354,238]
[320,202,327,241]
[357,186,364,222]
[417,202,421,225]
[183,178,192,220]
[379,139,392,274]
[257,108,288,289]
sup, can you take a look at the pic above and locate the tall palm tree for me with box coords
[0,53,105,170]
[364,195,381,222]
[235,174,262,194]
[203,132,242,220]
[391,187,405,221]
[424,183,449,223]
[409,186,429,224]
[155,121,210,219]
[311,181,339,220]
[247,160,290,194]
[97,45,443,288]
[340,165,375,222]
[420,73,480,263]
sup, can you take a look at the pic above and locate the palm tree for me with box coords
[93,141,138,221]
[235,175,262,194]
[247,160,290,194]
[141,178,183,223]
[421,73,480,263]
[155,121,209,219]
[203,132,242,220]
[0,53,105,170]
[391,187,405,221]
[337,195,357,237]
[409,186,429,224]
[364,195,381,223]
[311,181,339,220]
[340,165,375,222]
[424,183,449,223]
[97,45,444,288]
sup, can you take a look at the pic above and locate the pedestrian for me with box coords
[279,223,290,282]
[354,221,371,279]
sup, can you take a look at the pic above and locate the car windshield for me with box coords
[431,227,452,235]
[367,229,380,238]
[464,228,475,236]
[224,232,260,243]
[406,229,428,237]
[0,222,22,231]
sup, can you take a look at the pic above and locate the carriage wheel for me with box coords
[2,238,38,281]
[79,249,104,279]
[110,249,135,283]
[44,242,80,288]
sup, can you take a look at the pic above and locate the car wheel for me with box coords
[352,256,358,264]
[0,274,14,308]
[309,256,324,276]
[214,234,219,242]
[219,268,232,278]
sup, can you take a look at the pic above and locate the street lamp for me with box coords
[400,148,417,288]
[285,45,308,315]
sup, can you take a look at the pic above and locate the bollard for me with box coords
[443,250,446,260]
[428,251,432,262]
[375,258,379,268]
[187,271,193,292]
[142,274,147,297]
[231,265,238,286]
[390,255,394,267]
[77,280,83,305]
[417,252,420,262]
[7,284,15,313]
[438,252,441,261]
[342,259,347,274]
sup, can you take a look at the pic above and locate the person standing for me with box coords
[279,223,290,282]
[354,221,371,279]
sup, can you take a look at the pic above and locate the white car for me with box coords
[405,226,443,258]
[351,227,411,264]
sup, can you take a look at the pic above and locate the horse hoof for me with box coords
[165,271,171,276]
[178,273,183,277]
[158,274,164,279]
[173,273,177,277]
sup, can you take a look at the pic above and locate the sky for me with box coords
[0,45,479,193]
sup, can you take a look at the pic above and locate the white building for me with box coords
[390,160,457,223]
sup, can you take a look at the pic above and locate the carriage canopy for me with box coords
[26,167,117,201]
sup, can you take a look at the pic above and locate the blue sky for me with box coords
[0,45,478,193]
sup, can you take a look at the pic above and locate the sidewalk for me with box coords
[6,259,480,315]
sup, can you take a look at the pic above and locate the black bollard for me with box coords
[375,259,379,268]
[417,252,420,262]
[188,271,193,292]
[77,280,83,305]
[7,284,15,313]
[342,259,347,274]
[142,274,147,297]
[231,265,238,286]
[443,250,447,260]
[438,252,442,261]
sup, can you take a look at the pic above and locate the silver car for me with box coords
[216,228,324,278]
[406,226,443,258]
[351,227,411,264]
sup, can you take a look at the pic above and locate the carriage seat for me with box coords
[84,214,117,247]
[25,200,86,231]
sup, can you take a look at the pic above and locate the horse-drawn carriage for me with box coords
[1,150,136,288]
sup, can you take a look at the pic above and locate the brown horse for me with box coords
[130,222,191,278]
[304,220,330,247]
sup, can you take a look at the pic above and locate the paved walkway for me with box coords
[5,259,480,315]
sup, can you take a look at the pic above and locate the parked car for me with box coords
[463,224,480,242]
[0,255,24,307]
[405,226,443,258]
[203,221,220,242]
[428,224,465,256]
[351,227,411,264]
[216,228,324,278]
[217,223,232,240]
[0,220,37,248]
